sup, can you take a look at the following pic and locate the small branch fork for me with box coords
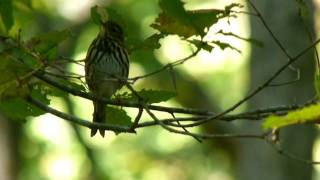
[23,1,320,164]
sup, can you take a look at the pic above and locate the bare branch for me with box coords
[26,96,134,133]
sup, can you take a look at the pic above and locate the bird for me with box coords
[85,21,129,137]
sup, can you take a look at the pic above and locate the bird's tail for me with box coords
[91,101,106,137]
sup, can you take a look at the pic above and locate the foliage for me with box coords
[150,1,243,51]
[107,106,131,126]
[265,72,320,130]
[0,0,13,32]
[0,0,242,125]
[263,104,320,130]
[27,30,70,59]
[0,0,319,179]
[118,89,176,104]
[0,87,49,120]
[314,74,320,98]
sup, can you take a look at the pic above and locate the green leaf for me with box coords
[0,79,29,99]
[0,99,35,120]
[189,39,214,52]
[151,12,197,38]
[224,3,243,15]
[27,30,70,57]
[0,37,41,98]
[159,0,190,25]
[19,0,33,9]
[263,104,320,130]
[31,85,51,105]
[0,53,33,99]
[130,33,164,52]
[107,106,131,126]
[119,89,176,104]
[0,0,14,32]
[10,47,39,69]
[315,74,320,98]
[151,1,242,38]
[211,40,241,53]
[151,0,196,37]
[0,36,15,53]
[188,9,221,36]
[0,88,49,121]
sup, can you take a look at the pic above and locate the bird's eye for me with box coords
[111,27,116,32]
[110,26,118,33]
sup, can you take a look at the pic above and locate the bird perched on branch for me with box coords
[85,21,129,137]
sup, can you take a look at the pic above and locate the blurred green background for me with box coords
[0,0,319,179]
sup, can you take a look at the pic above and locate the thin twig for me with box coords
[129,48,201,83]
[26,96,134,132]
[34,72,213,115]
[267,140,320,165]
[187,38,320,127]
[248,0,292,59]
[129,107,143,132]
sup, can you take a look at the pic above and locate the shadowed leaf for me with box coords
[0,0,14,32]
[107,106,132,126]
[0,53,33,99]
[120,89,177,104]
[0,88,50,120]
[27,30,70,58]
[189,39,214,52]
[211,40,241,53]
[315,74,320,98]
[152,0,242,38]
[130,33,165,52]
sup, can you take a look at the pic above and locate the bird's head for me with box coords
[100,21,124,43]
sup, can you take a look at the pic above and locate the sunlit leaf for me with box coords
[0,0,14,32]
[19,0,33,9]
[224,3,243,15]
[263,103,320,130]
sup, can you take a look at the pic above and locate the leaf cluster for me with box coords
[0,0,247,131]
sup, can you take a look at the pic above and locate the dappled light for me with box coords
[0,0,319,180]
